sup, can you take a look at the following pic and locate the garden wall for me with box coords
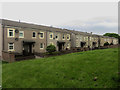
[2,51,15,62]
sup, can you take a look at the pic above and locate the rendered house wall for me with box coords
[70,33,76,48]
[47,31,71,51]
[1,19,119,56]
[3,26,47,54]
[113,38,118,45]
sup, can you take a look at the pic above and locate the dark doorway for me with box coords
[57,41,65,51]
[23,41,35,56]
[81,42,86,47]
[92,42,97,48]
[58,43,63,51]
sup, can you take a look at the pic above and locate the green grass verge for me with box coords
[2,48,119,88]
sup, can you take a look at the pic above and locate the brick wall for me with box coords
[0,24,2,59]
[15,55,35,61]
[2,51,15,62]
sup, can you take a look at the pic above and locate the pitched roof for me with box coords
[0,19,117,39]
[0,19,70,33]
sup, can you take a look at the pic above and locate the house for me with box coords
[0,19,71,62]
[0,19,118,62]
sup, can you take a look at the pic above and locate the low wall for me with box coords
[2,51,35,62]
[2,44,118,62]
[2,51,15,62]
[15,55,35,61]
[71,47,90,52]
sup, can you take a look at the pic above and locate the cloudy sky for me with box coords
[1,2,118,35]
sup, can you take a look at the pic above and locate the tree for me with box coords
[46,44,56,54]
[103,33,119,38]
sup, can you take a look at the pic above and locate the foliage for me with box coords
[104,42,109,46]
[46,44,56,54]
[110,43,113,45]
[103,33,119,38]
[3,48,118,88]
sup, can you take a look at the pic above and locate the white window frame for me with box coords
[32,31,37,38]
[8,43,14,51]
[104,38,107,42]
[86,37,88,41]
[49,33,53,39]
[66,34,70,40]
[90,37,92,41]
[80,37,82,41]
[40,43,44,49]
[7,28,15,38]
[39,32,44,39]
[84,37,86,41]
[76,36,79,39]
[19,31,24,38]
[55,34,59,40]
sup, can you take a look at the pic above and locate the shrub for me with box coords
[104,42,109,46]
[110,43,113,45]
[46,44,56,54]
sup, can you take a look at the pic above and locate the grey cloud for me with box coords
[56,17,118,35]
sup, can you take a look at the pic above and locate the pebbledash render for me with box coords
[0,19,118,62]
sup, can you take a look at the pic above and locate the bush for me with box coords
[104,42,109,46]
[46,44,56,54]
[110,43,113,45]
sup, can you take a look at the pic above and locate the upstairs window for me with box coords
[76,36,79,39]
[89,37,92,41]
[55,35,58,40]
[19,31,24,38]
[40,43,44,49]
[84,37,86,41]
[32,32,36,38]
[80,37,82,41]
[39,32,44,39]
[63,34,65,40]
[8,28,15,37]
[49,33,53,39]
[8,43,14,51]
[66,34,70,40]
[86,37,88,41]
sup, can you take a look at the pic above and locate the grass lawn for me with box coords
[2,48,119,88]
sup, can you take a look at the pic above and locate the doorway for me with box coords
[92,42,97,48]
[23,41,35,56]
[81,42,86,48]
[57,41,65,51]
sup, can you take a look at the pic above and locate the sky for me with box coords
[1,2,118,35]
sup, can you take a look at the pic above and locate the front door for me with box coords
[58,43,63,51]
[23,44,32,55]
[92,42,96,48]
[81,42,85,47]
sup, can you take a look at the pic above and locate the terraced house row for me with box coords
[0,19,118,62]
